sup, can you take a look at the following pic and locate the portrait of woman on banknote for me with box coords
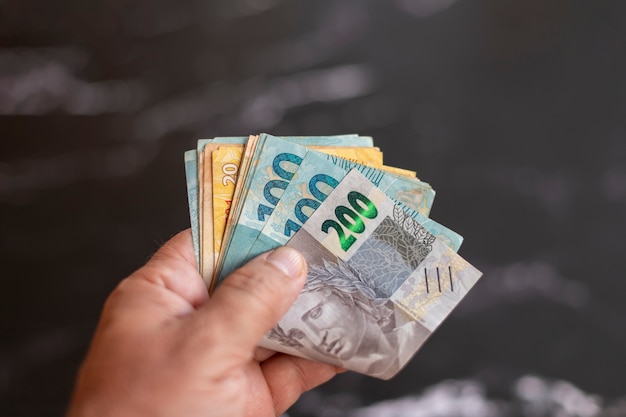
[264,257,431,380]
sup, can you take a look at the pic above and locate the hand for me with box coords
[66,229,342,417]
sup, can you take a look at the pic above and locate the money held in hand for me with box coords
[184,134,482,379]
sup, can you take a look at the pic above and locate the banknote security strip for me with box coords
[184,134,482,379]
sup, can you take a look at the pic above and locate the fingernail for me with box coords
[267,247,306,279]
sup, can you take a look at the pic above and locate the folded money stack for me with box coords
[184,134,482,379]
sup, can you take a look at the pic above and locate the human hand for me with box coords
[66,229,342,417]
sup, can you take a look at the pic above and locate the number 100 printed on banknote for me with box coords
[260,169,483,379]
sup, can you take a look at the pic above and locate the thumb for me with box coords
[194,247,307,359]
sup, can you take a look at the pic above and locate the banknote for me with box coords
[199,148,209,276]
[193,135,365,267]
[314,150,418,178]
[200,145,217,281]
[199,139,248,281]
[372,165,417,178]
[184,150,200,264]
[271,134,374,147]
[245,150,463,263]
[214,135,387,284]
[197,134,374,150]
[211,144,384,274]
[318,155,435,217]
[213,136,260,284]
[185,136,248,269]
[188,134,377,268]
[259,169,482,379]
[203,136,267,278]
[212,145,243,267]
[212,134,378,272]
[215,134,312,282]
[308,146,383,166]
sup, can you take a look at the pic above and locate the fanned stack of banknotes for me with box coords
[184,134,482,380]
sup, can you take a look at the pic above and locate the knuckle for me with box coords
[104,277,133,308]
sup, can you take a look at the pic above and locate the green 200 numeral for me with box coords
[320,191,378,252]
[321,219,357,251]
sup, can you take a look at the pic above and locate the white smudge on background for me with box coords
[239,64,375,129]
[0,47,146,115]
[350,380,502,417]
[289,375,619,417]
[515,375,601,417]
[134,64,375,139]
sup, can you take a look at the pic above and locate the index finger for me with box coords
[260,353,344,415]
[132,229,209,309]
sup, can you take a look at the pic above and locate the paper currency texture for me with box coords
[261,169,482,379]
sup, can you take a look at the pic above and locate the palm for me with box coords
[243,360,278,416]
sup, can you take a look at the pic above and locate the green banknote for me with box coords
[245,150,462,262]
[185,134,371,272]
[184,137,248,266]
[215,134,312,281]
[214,134,379,283]
[260,169,482,379]
[184,150,200,264]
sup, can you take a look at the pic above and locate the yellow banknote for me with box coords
[214,135,259,283]
[309,145,383,166]
[314,147,416,177]
[313,147,417,177]
[199,144,221,285]
[212,145,244,265]
[377,165,417,178]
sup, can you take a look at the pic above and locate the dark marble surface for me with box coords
[1,1,626,415]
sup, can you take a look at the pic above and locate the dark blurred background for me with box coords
[1,0,625,416]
